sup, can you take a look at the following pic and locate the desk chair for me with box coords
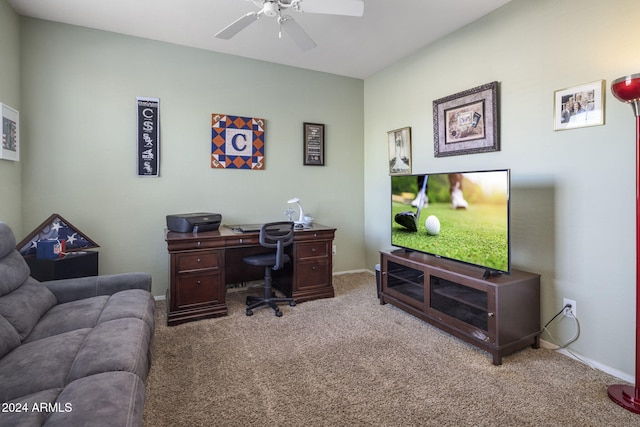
[242,221,296,317]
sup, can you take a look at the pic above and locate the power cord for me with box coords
[540,303,592,368]
[541,303,580,348]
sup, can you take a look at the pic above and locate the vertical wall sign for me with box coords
[136,97,160,176]
[303,122,325,166]
[211,114,265,170]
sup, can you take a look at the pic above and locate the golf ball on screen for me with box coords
[425,215,440,235]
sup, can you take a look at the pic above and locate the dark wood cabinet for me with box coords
[26,251,98,281]
[165,225,335,325]
[380,250,540,365]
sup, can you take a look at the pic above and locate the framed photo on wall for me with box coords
[388,127,412,175]
[553,80,605,131]
[433,81,499,157]
[303,122,325,166]
[1,103,19,162]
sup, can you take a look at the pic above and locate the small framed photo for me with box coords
[388,127,412,175]
[1,103,19,162]
[553,80,605,131]
[303,122,325,166]
[433,81,499,157]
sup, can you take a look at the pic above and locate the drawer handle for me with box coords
[488,312,495,317]
[196,280,201,285]
[313,233,318,238]
[197,258,201,263]
[312,266,317,270]
[197,241,201,247]
[311,248,317,252]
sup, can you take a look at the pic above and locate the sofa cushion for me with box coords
[0,388,63,427]
[0,250,31,297]
[0,314,20,358]
[44,372,145,427]
[98,289,155,332]
[0,222,17,259]
[0,277,57,341]
[24,295,110,343]
[0,329,90,403]
[67,318,151,383]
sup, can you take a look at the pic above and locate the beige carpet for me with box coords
[143,272,638,426]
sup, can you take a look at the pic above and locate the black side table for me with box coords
[26,251,98,281]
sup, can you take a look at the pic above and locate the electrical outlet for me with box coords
[563,298,577,318]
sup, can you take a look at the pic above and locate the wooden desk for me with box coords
[165,224,336,326]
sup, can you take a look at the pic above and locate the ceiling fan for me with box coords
[215,0,364,51]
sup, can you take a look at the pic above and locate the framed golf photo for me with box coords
[388,126,411,175]
[433,82,499,157]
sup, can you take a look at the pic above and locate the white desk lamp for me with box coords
[287,197,305,225]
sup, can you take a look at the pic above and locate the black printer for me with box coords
[166,212,221,233]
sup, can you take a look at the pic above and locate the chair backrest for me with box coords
[259,221,294,270]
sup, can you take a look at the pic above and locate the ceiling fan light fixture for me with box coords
[263,1,280,17]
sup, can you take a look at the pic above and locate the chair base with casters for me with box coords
[244,263,296,317]
[242,221,296,317]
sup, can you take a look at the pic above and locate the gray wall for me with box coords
[364,0,640,379]
[0,1,21,229]
[5,0,640,381]
[18,18,365,298]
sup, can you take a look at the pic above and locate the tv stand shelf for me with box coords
[379,250,540,365]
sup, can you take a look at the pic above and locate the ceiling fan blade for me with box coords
[215,12,260,39]
[280,16,316,51]
[293,0,364,17]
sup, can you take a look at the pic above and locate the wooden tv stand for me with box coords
[379,250,540,365]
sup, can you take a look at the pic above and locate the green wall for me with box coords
[6,0,640,381]
[364,0,640,379]
[0,0,21,229]
[18,18,365,298]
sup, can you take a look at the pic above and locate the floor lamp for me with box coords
[609,73,640,414]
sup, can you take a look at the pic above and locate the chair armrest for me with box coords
[43,272,152,304]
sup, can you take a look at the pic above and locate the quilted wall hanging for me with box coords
[211,114,265,170]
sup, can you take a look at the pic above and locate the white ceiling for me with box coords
[7,0,512,79]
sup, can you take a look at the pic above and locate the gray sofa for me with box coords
[0,222,155,427]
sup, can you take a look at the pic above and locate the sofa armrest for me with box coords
[43,272,152,304]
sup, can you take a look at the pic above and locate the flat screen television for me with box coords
[391,169,510,275]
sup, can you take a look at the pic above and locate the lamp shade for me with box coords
[611,74,640,116]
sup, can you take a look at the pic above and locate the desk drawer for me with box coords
[224,235,260,247]
[296,259,329,289]
[177,251,221,272]
[175,272,221,309]
[296,241,329,259]
[294,230,335,242]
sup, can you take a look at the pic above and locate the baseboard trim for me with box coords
[540,339,634,383]
[333,269,375,276]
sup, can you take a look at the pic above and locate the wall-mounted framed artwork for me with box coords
[433,81,499,157]
[388,126,412,175]
[1,103,19,162]
[303,122,325,166]
[553,80,605,131]
[211,114,265,170]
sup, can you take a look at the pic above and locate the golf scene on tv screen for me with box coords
[391,169,510,273]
